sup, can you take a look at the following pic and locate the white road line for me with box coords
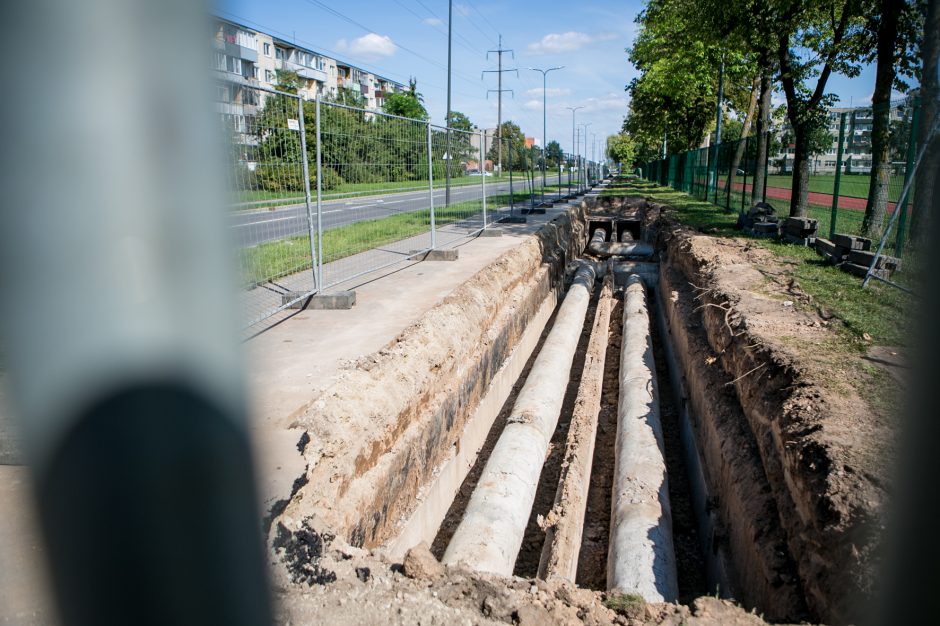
[230,216,300,228]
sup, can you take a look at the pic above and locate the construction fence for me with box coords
[220,81,604,329]
[640,97,923,257]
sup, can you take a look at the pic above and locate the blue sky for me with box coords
[216,0,888,155]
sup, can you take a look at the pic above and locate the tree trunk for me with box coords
[911,0,939,250]
[789,124,811,217]
[726,77,759,208]
[751,65,773,205]
[862,0,903,239]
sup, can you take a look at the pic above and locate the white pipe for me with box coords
[538,268,614,581]
[442,262,597,575]
[587,239,653,259]
[607,274,678,602]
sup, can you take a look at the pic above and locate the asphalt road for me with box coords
[230,175,569,248]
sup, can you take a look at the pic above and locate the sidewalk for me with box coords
[244,200,577,513]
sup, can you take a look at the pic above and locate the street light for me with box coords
[565,106,583,196]
[528,66,564,205]
[579,122,592,192]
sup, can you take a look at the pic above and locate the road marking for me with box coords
[230,216,300,228]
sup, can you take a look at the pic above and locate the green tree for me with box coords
[545,140,563,168]
[861,0,926,238]
[776,0,868,217]
[607,133,637,167]
[486,122,528,171]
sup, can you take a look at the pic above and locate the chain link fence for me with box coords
[641,97,923,257]
[219,79,605,330]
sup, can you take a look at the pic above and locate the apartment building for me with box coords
[212,18,405,122]
[772,105,909,175]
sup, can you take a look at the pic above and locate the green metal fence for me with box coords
[640,97,922,256]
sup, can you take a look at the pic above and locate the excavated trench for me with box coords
[275,187,858,624]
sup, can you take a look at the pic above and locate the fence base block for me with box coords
[408,249,459,261]
[537,202,554,208]
[521,208,546,215]
[478,229,504,237]
[282,291,357,310]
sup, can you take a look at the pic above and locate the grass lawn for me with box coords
[765,173,906,202]
[604,177,912,349]
[239,191,535,286]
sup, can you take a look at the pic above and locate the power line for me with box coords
[391,0,483,57]
[464,0,501,41]
[215,10,487,105]
[302,0,485,89]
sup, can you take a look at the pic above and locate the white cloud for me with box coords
[422,17,443,27]
[525,87,572,98]
[335,33,396,60]
[527,32,618,55]
[524,99,543,111]
[454,3,471,17]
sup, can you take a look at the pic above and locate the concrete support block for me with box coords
[478,228,504,237]
[832,234,872,251]
[408,249,459,261]
[842,262,889,280]
[521,207,547,215]
[282,291,356,310]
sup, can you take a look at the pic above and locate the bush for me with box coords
[254,162,343,192]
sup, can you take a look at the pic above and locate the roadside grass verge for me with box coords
[239,191,533,286]
[233,173,558,210]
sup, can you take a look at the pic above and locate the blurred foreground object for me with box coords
[0,1,273,624]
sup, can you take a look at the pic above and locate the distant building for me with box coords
[212,17,406,124]
[771,105,910,175]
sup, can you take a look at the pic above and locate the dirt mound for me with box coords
[271,518,784,626]
[650,203,893,624]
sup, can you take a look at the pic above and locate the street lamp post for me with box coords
[579,122,592,192]
[528,66,563,206]
[565,106,583,197]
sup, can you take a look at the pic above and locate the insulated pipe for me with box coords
[607,274,679,602]
[619,229,635,243]
[586,238,654,259]
[538,267,614,582]
[442,262,597,575]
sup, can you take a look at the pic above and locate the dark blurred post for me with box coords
[0,1,273,625]
[876,1,939,622]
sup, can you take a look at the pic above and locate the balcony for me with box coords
[275,59,327,82]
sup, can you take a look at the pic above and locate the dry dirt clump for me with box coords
[270,517,788,626]
[644,201,894,624]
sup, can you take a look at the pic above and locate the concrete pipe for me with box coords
[442,262,597,575]
[607,274,678,602]
[586,238,653,259]
[538,267,614,582]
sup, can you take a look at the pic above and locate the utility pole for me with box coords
[579,122,592,191]
[566,105,583,191]
[527,66,564,205]
[445,0,453,207]
[484,35,516,176]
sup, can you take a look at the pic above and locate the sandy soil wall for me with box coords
[653,207,886,624]
[274,206,589,550]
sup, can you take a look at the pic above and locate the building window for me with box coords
[263,42,271,56]
[216,85,229,102]
[251,65,259,79]
[275,47,285,61]
[265,70,276,83]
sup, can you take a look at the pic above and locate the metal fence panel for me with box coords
[316,101,432,289]
[640,97,923,257]
[220,82,319,328]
